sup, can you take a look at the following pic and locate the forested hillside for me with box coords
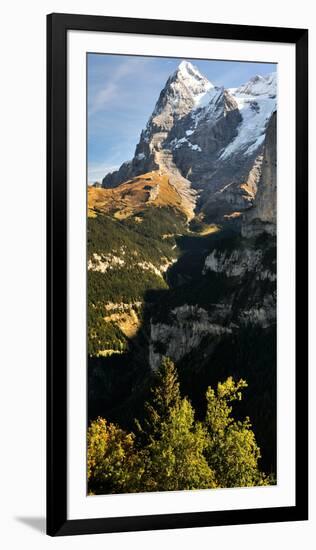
[87,60,277,492]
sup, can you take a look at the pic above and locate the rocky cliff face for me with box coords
[89,63,278,471]
[92,61,278,373]
[203,241,276,328]
[149,304,232,370]
[102,62,276,223]
[102,61,213,189]
[148,229,276,370]
[242,112,277,237]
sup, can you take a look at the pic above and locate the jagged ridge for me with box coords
[101,61,276,226]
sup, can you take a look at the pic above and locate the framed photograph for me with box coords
[47,13,308,536]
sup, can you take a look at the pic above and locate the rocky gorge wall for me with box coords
[242,112,277,237]
[148,231,276,370]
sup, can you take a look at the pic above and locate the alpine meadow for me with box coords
[87,56,277,495]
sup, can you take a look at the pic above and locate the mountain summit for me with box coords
[102,61,276,228]
[88,62,278,474]
[155,60,215,119]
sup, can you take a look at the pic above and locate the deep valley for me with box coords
[87,60,277,487]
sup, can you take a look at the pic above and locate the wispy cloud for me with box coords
[87,55,276,184]
[88,162,119,184]
[89,82,118,115]
[88,57,150,116]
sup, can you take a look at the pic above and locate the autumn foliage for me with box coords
[87,358,270,494]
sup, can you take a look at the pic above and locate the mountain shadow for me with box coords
[88,225,276,476]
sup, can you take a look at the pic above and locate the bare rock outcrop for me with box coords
[101,61,277,223]
[242,112,277,237]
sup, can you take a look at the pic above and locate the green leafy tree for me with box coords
[145,397,216,491]
[87,417,144,494]
[87,363,271,495]
[204,377,269,487]
[139,358,216,491]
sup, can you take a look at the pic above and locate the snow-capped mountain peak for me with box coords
[174,61,214,105]
[177,60,198,76]
[219,72,277,160]
[168,60,213,104]
[146,61,213,132]
[176,60,214,87]
[102,64,277,226]
[233,72,277,97]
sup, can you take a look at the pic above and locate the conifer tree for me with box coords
[87,364,272,495]
[139,357,216,491]
[135,356,181,443]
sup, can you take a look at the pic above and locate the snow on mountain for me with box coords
[149,61,213,130]
[175,60,214,106]
[190,87,226,126]
[171,136,202,152]
[234,73,276,97]
[220,73,277,159]
[102,63,277,225]
[168,87,225,151]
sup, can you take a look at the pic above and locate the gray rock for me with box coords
[242,112,277,237]
[101,62,276,223]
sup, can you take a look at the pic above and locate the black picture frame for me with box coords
[47,12,308,537]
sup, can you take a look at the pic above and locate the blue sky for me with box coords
[88,54,276,183]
